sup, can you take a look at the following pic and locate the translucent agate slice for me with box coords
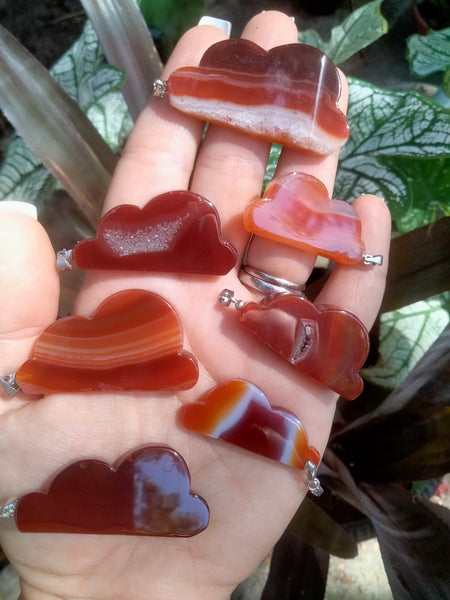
[182,380,320,469]
[239,294,369,400]
[16,289,198,395]
[16,446,209,536]
[244,172,365,264]
[73,191,237,275]
[168,39,349,155]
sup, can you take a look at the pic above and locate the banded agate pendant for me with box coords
[182,380,320,469]
[244,172,365,264]
[16,289,198,395]
[167,39,349,155]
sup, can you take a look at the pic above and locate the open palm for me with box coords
[0,11,391,600]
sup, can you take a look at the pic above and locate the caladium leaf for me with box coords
[297,0,388,65]
[332,324,450,483]
[80,0,162,121]
[358,482,450,600]
[378,155,450,233]
[362,294,449,390]
[263,144,282,188]
[335,78,450,224]
[0,22,120,222]
[406,27,450,77]
[50,21,132,151]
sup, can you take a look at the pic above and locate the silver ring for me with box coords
[239,265,305,296]
[239,234,306,296]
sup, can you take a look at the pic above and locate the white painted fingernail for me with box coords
[198,16,231,36]
[0,201,37,219]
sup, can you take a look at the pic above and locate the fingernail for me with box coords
[198,16,232,36]
[0,201,37,219]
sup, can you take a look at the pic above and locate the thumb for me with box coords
[0,203,59,398]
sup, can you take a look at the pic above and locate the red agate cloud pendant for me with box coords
[182,380,320,469]
[16,289,198,395]
[244,172,365,264]
[73,191,237,275]
[167,39,349,155]
[220,291,369,400]
[15,446,209,536]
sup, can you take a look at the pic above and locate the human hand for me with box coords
[0,11,391,600]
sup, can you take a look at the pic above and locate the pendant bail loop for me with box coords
[0,373,20,397]
[304,461,323,496]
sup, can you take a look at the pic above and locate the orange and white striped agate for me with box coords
[16,289,198,395]
[182,380,320,470]
[168,39,349,155]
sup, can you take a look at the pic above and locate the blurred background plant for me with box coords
[0,1,449,598]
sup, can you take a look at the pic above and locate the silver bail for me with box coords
[304,461,324,496]
[0,373,20,397]
[0,500,18,520]
[56,248,74,272]
[218,289,245,310]
[362,254,383,266]
[153,79,168,98]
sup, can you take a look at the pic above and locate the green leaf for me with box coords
[138,0,204,57]
[362,294,449,390]
[443,66,450,97]
[43,21,132,152]
[377,155,450,232]
[263,144,282,188]
[298,0,388,65]
[0,21,123,219]
[336,78,450,223]
[407,27,450,76]
[80,0,162,120]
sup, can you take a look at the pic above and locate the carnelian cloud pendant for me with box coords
[182,380,320,470]
[16,289,198,395]
[13,446,209,536]
[73,191,237,275]
[219,290,369,401]
[165,39,349,155]
[244,172,366,264]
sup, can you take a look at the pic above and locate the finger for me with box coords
[102,21,230,213]
[316,195,391,330]
[0,204,59,402]
[190,11,299,249]
[245,69,350,287]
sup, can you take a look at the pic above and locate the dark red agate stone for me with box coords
[16,289,198,395]
[73,191,237,275]
[16,446,209,536]
[239,294,369,401]
[168,39,349,155]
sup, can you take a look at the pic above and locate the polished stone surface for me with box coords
[168,39,349,155]
[16,289,198,394]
